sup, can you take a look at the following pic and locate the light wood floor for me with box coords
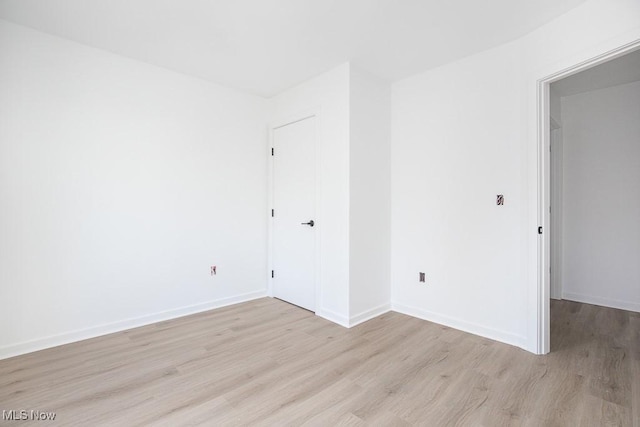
[1,298,638,426]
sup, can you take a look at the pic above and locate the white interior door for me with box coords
[272,117,316,311]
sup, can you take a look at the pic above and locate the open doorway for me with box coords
[543,47,640,353]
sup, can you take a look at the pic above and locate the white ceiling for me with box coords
[0,0,586,97]
[551,49,640,97]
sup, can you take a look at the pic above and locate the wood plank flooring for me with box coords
[0,298,637,426]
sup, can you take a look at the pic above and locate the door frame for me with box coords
[535,39,640,354]
[267,109,322,312]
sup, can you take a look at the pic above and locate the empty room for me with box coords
[0,0,639,425]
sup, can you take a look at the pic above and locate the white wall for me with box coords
[390,0,640,351]
[561,81,640,312]
[550,126,564,300]
[0,20,269,359]
[391,41,527,346]
[349,67,391,323]
[550,88,563,300]
[269,63,351,324]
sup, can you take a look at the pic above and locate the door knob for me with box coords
[301,220,315,227]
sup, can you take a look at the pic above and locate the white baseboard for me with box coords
[0,290,267,361]
[349,303,391,327]
[2,294,536,360]
[391,301,527,350]
[562,292,640,313]
[316,307,350,327]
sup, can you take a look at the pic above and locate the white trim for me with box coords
[534,37,640,355]
[268,109,322,313]
[392,302,527,350]
[272,114,315,130]
[562,293,640,314]
[267,123,274,298]
[349,303,391,327]
[0,290,267,361]
[316,307,350,327]
[536,78,552,355]
[270,107,320,131]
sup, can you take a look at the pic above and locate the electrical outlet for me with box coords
[419,272,426,283]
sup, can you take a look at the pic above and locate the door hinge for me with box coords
[271,270,274,278]
[271,209,274,217]
[271,147,274,156]
[538,226,543,234]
